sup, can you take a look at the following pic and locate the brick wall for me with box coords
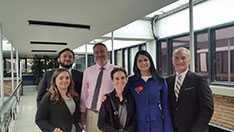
[210,94,234,130]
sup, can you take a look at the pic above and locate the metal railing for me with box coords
[0,81,23,132]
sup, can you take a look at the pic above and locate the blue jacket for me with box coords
[127,75,173,132]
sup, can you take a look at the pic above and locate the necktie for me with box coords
[91,67,104,111]
[175,74,182,101]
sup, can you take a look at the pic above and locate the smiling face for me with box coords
[172,48,191,73]
[58,50,74,69]
[112,71,128,94]
[55,71,71,91]
[94,44,108,66]
[137,55,151,74]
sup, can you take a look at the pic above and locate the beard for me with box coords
[59,62,73,69]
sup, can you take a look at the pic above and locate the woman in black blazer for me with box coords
[98,67,136,132]
[35,68,82,132]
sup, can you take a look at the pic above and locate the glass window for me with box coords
[20,59,26,73]
[124,49,129,74]
[215,26,234,82]
[160,41,169,76]
[196,32,209,79]
[88,54,95,67]
[74,54,86,71]
[230,36,234,81]
[146,41,156,67]
[3,58,19,78]
[130,46,139,75]
[4,58,12,77]
[74,54,95,71]
[172,35,190,50]
[116,50,123,67]
[108,52,112,64]
[26,59,33,73]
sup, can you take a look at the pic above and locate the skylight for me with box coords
[73,44,94,54]
[2,39,13,51]
[73,39,145,54]
[103,40,145,50]
[146,0,189,18]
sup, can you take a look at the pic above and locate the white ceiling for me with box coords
[0,0,176,57]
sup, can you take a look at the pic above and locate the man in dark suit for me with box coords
[36,48,83,104]
[167,47,213,132]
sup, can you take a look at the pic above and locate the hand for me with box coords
[53,128,63,132]
[78,122,86,130]
[101,95,107,102]
[80,112,87,127]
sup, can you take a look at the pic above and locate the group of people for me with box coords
[35,43,214,132]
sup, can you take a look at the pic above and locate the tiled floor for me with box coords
[12,86,40,132]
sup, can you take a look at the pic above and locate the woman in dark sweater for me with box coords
[35,68,82,132]
[98,67,136,132]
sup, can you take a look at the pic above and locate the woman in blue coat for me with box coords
[127,50,173,132]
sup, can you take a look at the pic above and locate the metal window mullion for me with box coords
[16,49,19,85]
[156,40,161,73]
[194,33,198,72]
[15,49,20,103]
[127,48,131,75]
[228,39,231,82]
[0,23,3,104]
[122,49,125,68]
[25,58,27,72]
[11,45,14,91]
[111,32,114,64]
[168,39,173,75]
[189,0,195,72]
[208,29,216,82]
[85,44,88,68]
[20,59,22,83]
[114,50,117,65]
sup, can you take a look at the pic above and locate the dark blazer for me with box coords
[36,69,83,104]
[35,93,82,132]
[98,90,136,132]
[167,71,214,132]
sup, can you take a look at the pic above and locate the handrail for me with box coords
[0,80,23,114]
[10,81,23,97]
[0,80,23,132]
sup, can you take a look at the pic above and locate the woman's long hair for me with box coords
[48,68,78,103]
[133,50,163,82]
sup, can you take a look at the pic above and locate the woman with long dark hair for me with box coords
[35,68,82,132]
[127,50,173,132]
